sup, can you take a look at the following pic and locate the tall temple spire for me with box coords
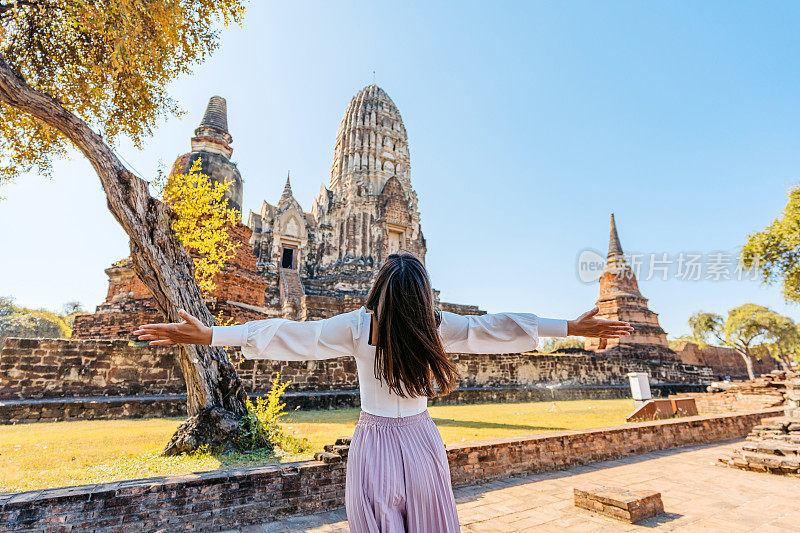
[329,84,411,194]
[318,84,424,268]
[608,213,623,258]
[280,172,293,204]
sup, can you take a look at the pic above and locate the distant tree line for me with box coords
[0,297,85,339]
[538,337,587,353]
[686,304,799,380]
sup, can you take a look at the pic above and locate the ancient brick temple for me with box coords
[74,86,481,339]
[584,214,677,361]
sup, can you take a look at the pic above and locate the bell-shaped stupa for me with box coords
[585,214,675,360]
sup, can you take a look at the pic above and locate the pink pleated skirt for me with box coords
[345,410,460,532]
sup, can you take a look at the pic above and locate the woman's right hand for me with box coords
[133,309,213,345]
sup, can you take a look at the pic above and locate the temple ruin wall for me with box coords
[1,337,714,402]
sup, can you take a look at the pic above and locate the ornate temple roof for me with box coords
[585,213,671,353]
[175,96,241,211]
[280,173,294,205]
[601,213,642,296]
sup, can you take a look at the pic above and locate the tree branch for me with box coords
[710,327,726,347]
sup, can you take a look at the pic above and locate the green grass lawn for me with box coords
[0,398,634,493]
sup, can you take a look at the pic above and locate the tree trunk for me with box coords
[775,348,791,371]
[736,349,756,380]
[0,55,248,455]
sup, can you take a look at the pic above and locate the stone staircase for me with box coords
[315,437,351,464]
[719,376,800,476]
[279,268,306,320]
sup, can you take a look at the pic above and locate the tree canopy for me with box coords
[741,185,800,303]
[689,303,798,378]
[0,0,245,183]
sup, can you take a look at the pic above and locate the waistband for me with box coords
[357,409,431,428]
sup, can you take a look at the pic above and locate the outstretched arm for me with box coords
[438,306,632,354]
[134,309,362,361]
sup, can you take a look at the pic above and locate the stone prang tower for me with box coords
[249,85,446,318]
[311,84,426,286]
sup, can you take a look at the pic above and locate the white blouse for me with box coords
[211,307,568,418]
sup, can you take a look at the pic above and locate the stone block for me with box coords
[313,452,342,464]
[574,485,664,523]
[626,399,675,422]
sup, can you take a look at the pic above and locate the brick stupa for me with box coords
[584,214,677,361]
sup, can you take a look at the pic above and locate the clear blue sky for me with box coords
[2,1,800,337]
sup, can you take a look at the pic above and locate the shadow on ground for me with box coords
[430,417,566,432]
[637,512,684,528]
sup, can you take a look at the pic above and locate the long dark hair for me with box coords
[365,253,459,398]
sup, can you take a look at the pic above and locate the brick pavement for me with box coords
[237,439,800,532]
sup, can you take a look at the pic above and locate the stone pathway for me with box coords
[239,439,800,532]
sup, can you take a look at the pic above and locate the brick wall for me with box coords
[0,396,189,423]
[1,385,710,425]
[301,294,366,321]
[0,409,780,532]
[1,338,712,401]
[445,408,781,487]
[668,371,794,414]
[669,392,784,414]
[0,338,183,399]
[673,341,779,379]
[451,353,712,388]
[71,299,163,341]
[0,338,360,400]
[439,301,485,316]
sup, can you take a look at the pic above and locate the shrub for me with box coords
[236,374,312,455]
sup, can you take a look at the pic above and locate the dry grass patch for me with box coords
[0,398,634,492]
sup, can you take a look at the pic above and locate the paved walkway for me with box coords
[241,440,800,532]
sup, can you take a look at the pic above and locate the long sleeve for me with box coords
[438,311,567,354]
[210,309,363,361]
